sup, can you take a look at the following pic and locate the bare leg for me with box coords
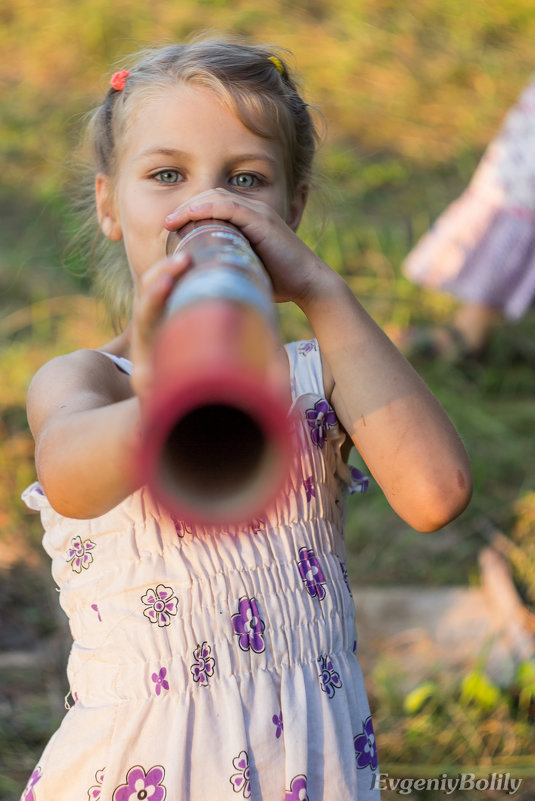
[392,302,502,361]
[452,303,502,353]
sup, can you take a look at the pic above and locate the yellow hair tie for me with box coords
[268,56,284,76]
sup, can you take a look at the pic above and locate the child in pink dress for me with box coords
[404,76,535,357]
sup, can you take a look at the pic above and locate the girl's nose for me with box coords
[191,173,224,197]
[165,177,226,232]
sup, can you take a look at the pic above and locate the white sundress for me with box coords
[20,339,379,801]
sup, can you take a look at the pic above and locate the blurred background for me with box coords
[1,1,534,798]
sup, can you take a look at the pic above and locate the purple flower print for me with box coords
[339,560,352,596]
[303,476,315,503]
[141,585,178,627]
[272,711,283,738]
[230,751,251,798]
[354,716,378,771]
[20,766,42,801]
[151,667,170,696]
[113,765,166,801]
[305,399,336,447]
[66,535,96,573]
[318,654,342,699]
[348,465,369,494]
[190,642,216,686]
[87,767,106,800]
[232,597,265,653]
[297,547,326,601]
[244,516,266,535]
[298,340,317,356]
[285,774,309,801]
[172,516,192,538]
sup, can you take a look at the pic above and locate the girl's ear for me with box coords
[95,173,123,241]
[286,181,309,232]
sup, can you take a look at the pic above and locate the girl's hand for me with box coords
[164,188,332,306]
[130,251,192,405]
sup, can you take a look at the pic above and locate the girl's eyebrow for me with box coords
[230,153,280,168]
[135,147,188,161]
[135,147,279,167]
[229,153,279,166]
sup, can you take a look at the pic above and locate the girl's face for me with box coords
[96,82,304,286]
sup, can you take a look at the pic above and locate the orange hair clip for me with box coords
[110,70,130,91]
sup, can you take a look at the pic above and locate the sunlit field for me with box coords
[1,1,534,797]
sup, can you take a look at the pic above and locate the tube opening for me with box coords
[160,403,273,514]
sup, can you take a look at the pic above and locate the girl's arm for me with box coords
[27,253,191,519]
[166,191,473,532]
[298,265,473,532]
[27,349,141,519]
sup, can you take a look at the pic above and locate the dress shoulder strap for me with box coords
[284,339,325,400]
[101,346,325,398]
[100,351,133,376]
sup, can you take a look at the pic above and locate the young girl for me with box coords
[20,37,472,801]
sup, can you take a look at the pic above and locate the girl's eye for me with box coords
[230,173,258,189]
[154,169,181,184]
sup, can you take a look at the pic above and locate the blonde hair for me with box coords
[81,36,320,325]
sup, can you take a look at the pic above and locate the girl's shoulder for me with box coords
[27,348,132,437]
[29,347,132,397]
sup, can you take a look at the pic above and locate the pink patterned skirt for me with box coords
[404,76,535,319]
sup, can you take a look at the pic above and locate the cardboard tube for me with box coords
[138,222,294,526]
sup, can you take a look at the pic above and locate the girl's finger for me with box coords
[135,252,191,335]
[165,189,260,232]
[139,251,191,292]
